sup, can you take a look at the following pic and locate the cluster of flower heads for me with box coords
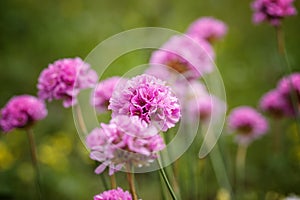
[260,73,300,118]
[146,16,227,81]
[0,95,47,132]
[251,0,297,26]
[38,57,98,107]
[0,57,97,133]
[228,106,268,145]
[94,187,132,200]
[87,74,180,174]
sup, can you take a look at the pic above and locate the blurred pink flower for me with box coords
[173,81,226,122]
[147,35,215,81]
[186,17,228,43]
[252,0,297,26]
[0,95,47,132]
[109,74,181,131]
[228,106,268,145]
[277,73,300,116]
[260,89,294,118]
[86,115,165,175]
[94,187,132,200]
[91,76,125,113]
[37,57,98,107]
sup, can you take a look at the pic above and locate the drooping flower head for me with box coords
[260,89,294,118]
[91,76,124,113]
[86,115,165,175]
[0,95,47,133]
[186,17,228,43]
[37,57,98,108]
[109,74,181,131]
[147,35,215,81]
[228,106,268,145]
[94,187,132,200]
[252,0,297,26]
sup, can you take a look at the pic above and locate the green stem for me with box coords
[275,26,300,135]
[235,144,248,194]
[100,173,109,190]
[26,128,42,200]
[157,157,178,200]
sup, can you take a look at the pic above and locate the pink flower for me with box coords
[91,77,125,113]
[277,73,300,97]
[173,81,226,122]
[277,73,300,116]
[147,35,215,80]
[86,115,165,175]
[94,187,132,200]
[260,89,294,118]
[109,74,181,131]
[0,95,47,132]
[37,57,98,108]
[228,106,268,145]
[186,17,228,43]
[252,0,297,26]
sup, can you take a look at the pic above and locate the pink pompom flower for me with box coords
[86,115,165,175]
[94,187,132,200]
[228,106,268,145]
[252,0,297,26]
[37,57,98,108]
[0,95,47,133]
[109,74,181,131]
[260,89,294,118]
[91,76,125,113]
[172,80,226,123]
[147,35,215,81]
[277,73,300,115]
[186,17,228,43]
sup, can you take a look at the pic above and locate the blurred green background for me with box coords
[0,0,300,199]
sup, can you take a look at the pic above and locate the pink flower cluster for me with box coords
[91,76,124,113]
[228,106,268,145]
[252,0,297,26]
[146,17,227,82]
[0,95,47,132]
[86,115,165,175]
[260,73,300,118]
[109,74,181,131]
[147,35,215,80]
[37,57,98,108]
[173,81,226,122]
[186,17,228,43]
[94,187,132,200]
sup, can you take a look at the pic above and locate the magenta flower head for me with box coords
[277,73,300,97]
[37,57,98,108]
[94,187,132,200]
[147,35,215,80]
[228,106,268,145]
[86,115,165,175]
[252,0,297,26]
[260,89,293,118]
[174,81,226,122]
[277,73,300,115]
[186,17,228,43]
[91,76,125,113]
[109,74,181,131]
[0,95,47,133]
